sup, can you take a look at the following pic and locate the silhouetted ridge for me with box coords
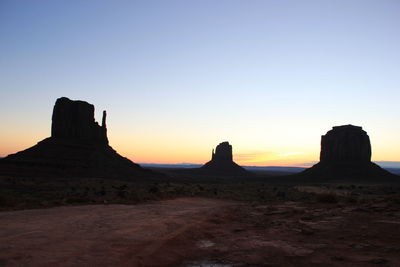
[201,142,249,176]
[300,125,397,182]
[0,97,157,179]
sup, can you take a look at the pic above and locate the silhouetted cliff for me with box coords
[301,125,396,182]
[320,125,371,163]
[51,97,108,144]
[0,97,158,180]
[201,142,249,176]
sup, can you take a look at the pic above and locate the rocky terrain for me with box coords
[1,196,399,267]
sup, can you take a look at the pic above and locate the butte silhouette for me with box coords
[300,125,397,182]
[0,97,155,179]
[201,142,249,176]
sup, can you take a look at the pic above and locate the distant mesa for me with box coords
[301,125,396,181]
[201,142,249,176]
[0,97,156,179]
[320,125,371,163]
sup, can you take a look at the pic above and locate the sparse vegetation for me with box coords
[315,192,338,203]
[1,174,399,211]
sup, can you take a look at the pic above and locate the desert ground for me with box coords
[1,181,400,267]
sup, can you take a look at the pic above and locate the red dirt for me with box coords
[0,198,399,267]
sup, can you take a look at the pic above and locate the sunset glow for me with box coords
[1,1,400,167]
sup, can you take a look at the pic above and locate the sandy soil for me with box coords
[0,198,236,267]
[0,198,399,267]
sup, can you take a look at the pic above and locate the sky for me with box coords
[1,0,400,167]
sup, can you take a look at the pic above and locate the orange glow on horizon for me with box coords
[1,129,399,168]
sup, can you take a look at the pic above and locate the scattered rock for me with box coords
[370,258,388,264]
[300,228,314,235]
[196,240,215,248]
[331,256,345,261]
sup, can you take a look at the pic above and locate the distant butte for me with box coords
[0,97,157,179]
[300,125,396,181]
[201,142,249,176]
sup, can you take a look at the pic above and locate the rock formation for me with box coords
[51,97,108,144]
[320,125,371,163]
[211,142,233,162]
[201,142,249,176]
[301,125,396,181]
[0,97,158,180]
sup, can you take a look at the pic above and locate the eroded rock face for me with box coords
[300,125,395,181]
[201,141,248,176]
[0,97,158,179]
[51,97,108,145]
[212,142,233,162]
[320,125,371,163]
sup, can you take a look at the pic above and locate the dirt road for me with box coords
[1,197,400,267]
[0,198,236,267]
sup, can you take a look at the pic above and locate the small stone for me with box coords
[331,256,345,261]
[301,228,314,235]
[370,258,388,264]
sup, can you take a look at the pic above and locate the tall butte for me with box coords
[301,125,396,181]
[51,97,108,144]
[0,97,155,179]
[201,142,249,176]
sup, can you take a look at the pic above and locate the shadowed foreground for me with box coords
[0,198,234,267]
[1,197,400,267]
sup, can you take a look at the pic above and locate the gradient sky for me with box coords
[1,0,399,166]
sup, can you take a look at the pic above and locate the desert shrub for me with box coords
[148,184,159,194]
[276,191,286,198]
[65,197,90,204]
[0,195,13,207]
[316,192,338,203]
[345,196,358,203]
[384,194,400,204]
[117,190,126,198]
[213,188,218,195]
